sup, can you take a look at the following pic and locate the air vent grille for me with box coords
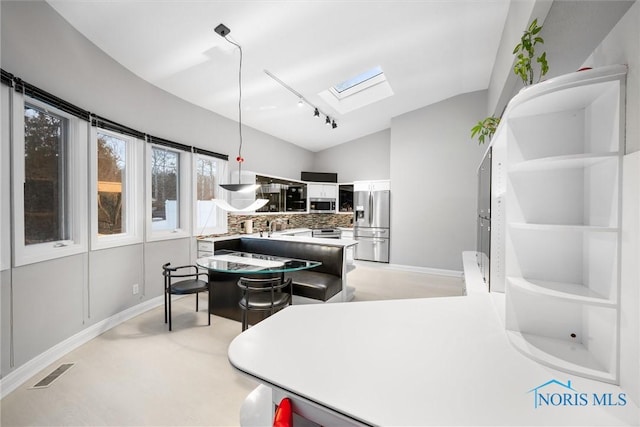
[31,363,75,389]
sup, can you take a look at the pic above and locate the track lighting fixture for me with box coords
[264,69,338,130]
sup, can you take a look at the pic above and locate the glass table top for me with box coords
[196,249,322,274]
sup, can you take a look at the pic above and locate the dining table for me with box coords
[196,249,322,323]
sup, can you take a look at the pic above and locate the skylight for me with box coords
[333,66,384,93]
[319,65,393,114]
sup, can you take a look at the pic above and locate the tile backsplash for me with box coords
[205,213,354,237]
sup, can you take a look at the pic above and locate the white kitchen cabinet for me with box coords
[495,65,626,384]
[307,183,337,199]
[353,180,390,192]
[196,237,216,258]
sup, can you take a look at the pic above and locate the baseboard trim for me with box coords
[354,260,463,278]
[0,295,164,400]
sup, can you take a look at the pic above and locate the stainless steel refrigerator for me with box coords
[353,189,390,262]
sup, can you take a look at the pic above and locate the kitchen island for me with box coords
[198,232,357,303]
[228,252,640,426]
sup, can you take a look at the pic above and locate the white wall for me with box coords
[313,130,390,182]
[390,90,487,271]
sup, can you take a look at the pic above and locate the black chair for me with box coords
[237,276,293,331]
[162,263,210,331]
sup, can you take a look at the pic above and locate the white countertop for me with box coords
[228,286,639,425]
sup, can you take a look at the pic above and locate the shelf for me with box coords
[508,222,618,233]
[506,330,616,383]
[507,276,615,307]
[509,152,618,173]
[501,66,625,386]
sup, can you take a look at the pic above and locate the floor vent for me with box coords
[30,363,75,389]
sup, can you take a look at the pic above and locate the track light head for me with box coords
[325,116,331,125]
[332,120,337,129]
[314,108,319,117]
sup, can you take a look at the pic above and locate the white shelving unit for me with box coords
[494,65,627,383]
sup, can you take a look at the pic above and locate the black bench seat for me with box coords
[210,237,345,302]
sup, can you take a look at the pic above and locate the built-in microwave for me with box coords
[309,198,336,213]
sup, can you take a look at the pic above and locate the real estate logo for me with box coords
[528,379,627,409]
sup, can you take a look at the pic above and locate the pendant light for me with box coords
[214,24,268,212]
[215,24,261,194]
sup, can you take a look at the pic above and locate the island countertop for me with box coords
[205,232,358,248]
[228,284,639,426]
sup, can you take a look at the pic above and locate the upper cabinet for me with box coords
[227,172,307,213]
[256,175,307,213]
[493,65,627,384]
[307,183,337,199]
[354,180,390,192]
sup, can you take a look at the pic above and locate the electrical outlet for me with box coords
[132,283,139,295]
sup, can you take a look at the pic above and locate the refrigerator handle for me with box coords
[368,191,373,225]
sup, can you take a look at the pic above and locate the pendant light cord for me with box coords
[223,36,243,181]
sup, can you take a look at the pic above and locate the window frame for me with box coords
[1,85,11,271]
[193,153,228,236]
[12,94,88,266]
[145,143,191,242]
[90,127,144,250]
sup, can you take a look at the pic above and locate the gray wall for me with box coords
[0,0,313,379]
[312,129,390,182]
[1,0,313,180]
[583,1,639,155]
[584,0,639,405]
[390,91,487,271]
[487,0,552,116]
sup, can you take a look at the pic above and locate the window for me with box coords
[98,132,126,234]
[194,154,227,235]
[23,104,69,244]
[90,128,144,249]
[333,65,384,94]
[320,65,393,114]
[12,95,88,266]
[146,144,191,241]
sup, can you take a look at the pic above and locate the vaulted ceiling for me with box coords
[47,1,510,152]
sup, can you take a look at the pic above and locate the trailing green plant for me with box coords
[470,116,500,145]
[513,18,549,86]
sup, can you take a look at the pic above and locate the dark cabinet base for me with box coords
[208,271,279,327]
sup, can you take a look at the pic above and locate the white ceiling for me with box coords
[47,0,510,152]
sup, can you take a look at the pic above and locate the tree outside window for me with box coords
[23,105,68,245]
[97,132,126,235]
[151,147,179,230]
[195,156,220,233]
